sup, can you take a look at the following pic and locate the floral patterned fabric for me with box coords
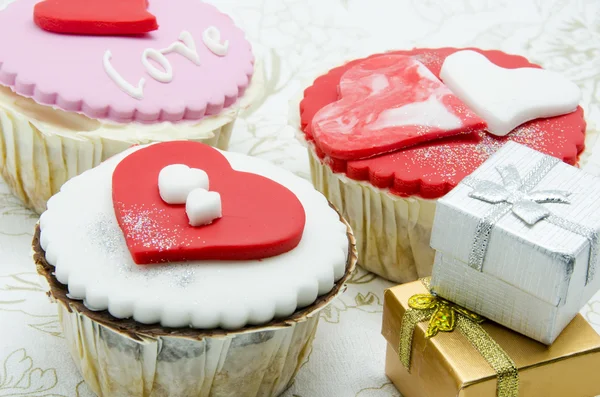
[1,0,600,396]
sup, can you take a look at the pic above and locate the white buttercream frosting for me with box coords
[39,145,349,330]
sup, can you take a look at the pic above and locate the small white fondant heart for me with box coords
[186,188,222,226]
[202,26,229,56]
[158,164,209,205]
[440,50,581,136]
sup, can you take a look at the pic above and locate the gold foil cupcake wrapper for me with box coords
[307,146,436,283]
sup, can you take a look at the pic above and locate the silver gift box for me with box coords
[430,141,600,344]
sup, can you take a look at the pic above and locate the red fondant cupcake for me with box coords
[298,48,585,282]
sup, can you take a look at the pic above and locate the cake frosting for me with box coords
[311,54,486,160]
[439,50,581,136]
[39,143,349,330]
[0,0,254,123]
[301,48,586,199]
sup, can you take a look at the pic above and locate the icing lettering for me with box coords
[142,48,173,83]
[104,28,228,100]
[162,31,202,65]
[202,26,229,57]
[103,50,146,100]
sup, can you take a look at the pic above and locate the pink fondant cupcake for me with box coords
[0,0,261,213]
[298,48,586,282]
[34,141,356,397]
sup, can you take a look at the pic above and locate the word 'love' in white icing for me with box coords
[440,50,581,136]
[203,26,229,56]
[158,164,209,204]
[158,164,222,226]
[186,188,222,226]
[104,27,229,100]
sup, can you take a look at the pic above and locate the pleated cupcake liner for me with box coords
[0,111,235,214]
[32,207,357,397]
[0,62,265,214]
[307,145,436,283]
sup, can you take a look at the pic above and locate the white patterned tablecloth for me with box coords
[1,1,600,396]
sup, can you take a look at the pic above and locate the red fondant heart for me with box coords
[311,54,487,160]
[112,142,306,264]
[34,0,158,35]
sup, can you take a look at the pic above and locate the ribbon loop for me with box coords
[511,200,550,225]
[464,157,598,284]
[467,164,571,226]
[399,279,519,397]
[497,164,521,191]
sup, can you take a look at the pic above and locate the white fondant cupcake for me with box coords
[34,141,355,397]
[0,0,262,213]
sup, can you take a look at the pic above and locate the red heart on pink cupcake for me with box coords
[34,0,158,35]
[112,142,306,264]
[311,54,487,160]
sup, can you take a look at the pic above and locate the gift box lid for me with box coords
[430,141,600,307]
[382,280,600,397]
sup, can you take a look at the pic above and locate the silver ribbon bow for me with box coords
[463,155,599,285]
[468,164,571,225]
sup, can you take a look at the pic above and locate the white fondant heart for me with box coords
[202,26,229,56]
[440,50,581,136]
[186,188,222,226]
[158,164,209,205]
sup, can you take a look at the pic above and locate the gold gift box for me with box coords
[382,281,600,397]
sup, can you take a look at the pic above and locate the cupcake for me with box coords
[0,0,260,213]
[34,140,356,397]
[298,48,585,283]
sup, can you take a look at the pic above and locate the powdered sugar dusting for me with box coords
[117,203,181,251]
[386,118,574,189]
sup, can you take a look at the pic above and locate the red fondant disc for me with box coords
[300,48,586,199]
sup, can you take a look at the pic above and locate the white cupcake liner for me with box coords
[57,304,319,397]
[291,69,436,283]
[0,114,234,214]
[305,127,598,283]
[0,63,265,214]
[307,146,436,283]
[33,210,357,397]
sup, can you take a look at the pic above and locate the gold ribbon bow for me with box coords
[399,280,519,397]
[407,293,485,338]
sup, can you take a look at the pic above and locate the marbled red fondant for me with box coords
[312,54,487,160]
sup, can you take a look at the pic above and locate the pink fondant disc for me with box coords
[0,0,254,123]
